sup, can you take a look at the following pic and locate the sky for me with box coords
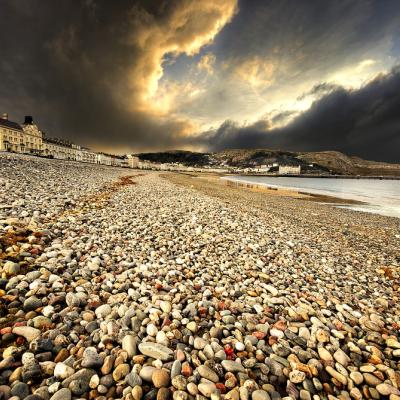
[1,0,400,162]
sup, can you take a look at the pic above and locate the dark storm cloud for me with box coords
[0,0,236,152]
[199,66,400,163]
[297,83,342,101]
[216,0,400,78]
[0,1,166,150]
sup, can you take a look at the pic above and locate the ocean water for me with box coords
[222,176,400,218]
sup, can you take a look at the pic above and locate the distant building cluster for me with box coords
[0,113,309,175]
[0,113,132,168]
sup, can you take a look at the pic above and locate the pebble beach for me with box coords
[0,152,400,400]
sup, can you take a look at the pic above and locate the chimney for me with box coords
[24,115,33,124]
[2,113,8,120]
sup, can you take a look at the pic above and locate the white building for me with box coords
[43,137,75,160]
[1,112,134,169]
[96,153,112,166]
[0,113,24,152]
[278,165,301,175]
[127,155,140,168]
[21,116,43,154]
[81,147,97,164]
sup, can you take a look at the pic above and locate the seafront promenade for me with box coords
[0,153,399,400]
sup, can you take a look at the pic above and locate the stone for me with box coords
[315,329,330,343]
[156,331,169,346]
[132,385,143,400]
[194,337,207,349]
[187,382,199,396]
[333,349,350,367]
[24,296,42,311]
[363,373,382,386]
[265,285,278,296]
[152,369,170,388]
[289,370,306,383]
[317,347,333,362]
[157,387,171,400]
[138,342,174,361]
[171,360,182,378]
[101,355,115,375]
[186,321,198,333]
[50,388,72,400]
[81,347,102,368]
[12,326,41,342]
[160,301,172,313]
[198,365,219,383]
[54,363,75,380]
[299,389,311,400]
[235,342,245,352]
[147,323,158,337]
[252,390,271,400]
[126,371,143,387]
[113,363,130,381]
[376,384,400,396]
[89,374,100,389]
[11,382,30,399]
[173,390,188,400]
[198,382,218,397]
[95,304,111,319]
[325,367,347,385]
[221,360,245,373]
[172,375,187,391]
[3,261,20,275]
[61,368,96,394]
[140,366,156,382]
[350,371,363,385]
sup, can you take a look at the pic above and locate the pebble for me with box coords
[221,360,245,373]
[0,154,398,400]
[376,384,400,396]
[50,388,72,400]
[81,347,102,368]
[350,371,363,385]
[54,363,75,380]
[122,335,137,357]
[152,369,170,388]
[113,363,130,381]
[252,390,271,400]
[138,343,174,361]
[289,370,306,384]
[95,304,111,319]
[12,326,41,342]
[197,365,219,382]
[198,382,218,397]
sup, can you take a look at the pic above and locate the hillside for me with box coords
[138,149,400,176]
[298,151,400,176]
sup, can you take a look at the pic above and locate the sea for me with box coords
[222,176,400,218]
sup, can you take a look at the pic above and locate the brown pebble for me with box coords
[157,387,170,400]
[152,369,171,388]
[54,348,70,363]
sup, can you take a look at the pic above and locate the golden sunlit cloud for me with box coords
[151,80,205,115]
[329,58,380,89]
[234,56,275,88]
[127,0,238,116]
[198,53,216,74]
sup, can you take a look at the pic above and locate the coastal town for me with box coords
[0,113,305,175]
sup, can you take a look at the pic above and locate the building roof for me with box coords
[43,137,73,148]
[0,118,23,131]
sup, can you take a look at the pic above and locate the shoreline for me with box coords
[227,173,400,180]
[220,176,364,205]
